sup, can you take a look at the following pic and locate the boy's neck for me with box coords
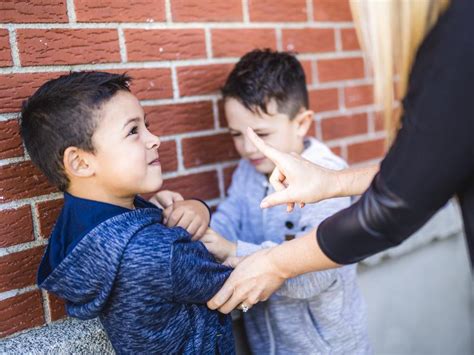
[67,185,136,210]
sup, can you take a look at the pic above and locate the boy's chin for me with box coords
[254,162,276,175]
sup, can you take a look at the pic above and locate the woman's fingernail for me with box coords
[260,201,269,208]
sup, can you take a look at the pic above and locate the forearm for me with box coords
[334,164,379,198]
[267,229,340,280]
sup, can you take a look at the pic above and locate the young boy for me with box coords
[20,72,235,354]
[195,50,371,354]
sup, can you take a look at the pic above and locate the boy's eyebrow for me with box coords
[228,127,268,133]
[122,117,140,129]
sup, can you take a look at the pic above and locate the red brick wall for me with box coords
[0,0,385,339]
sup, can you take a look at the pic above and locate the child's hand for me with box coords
[149,190,184,209]
[163,200,210,238]
[197,228,237,262]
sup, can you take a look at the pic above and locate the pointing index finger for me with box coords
[247,127,285,163]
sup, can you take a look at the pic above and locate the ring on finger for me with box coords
[239,303,250,313]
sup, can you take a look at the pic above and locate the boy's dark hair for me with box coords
[221,49,309,118]
[20,71,131,192]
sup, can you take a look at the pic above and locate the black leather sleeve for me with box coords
[316,174,436,265]
[316,0,474,265]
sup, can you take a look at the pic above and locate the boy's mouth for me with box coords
[249,157,266,166]
[149,157,161,166]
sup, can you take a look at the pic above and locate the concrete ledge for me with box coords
[0,315,250,354]
[0,318,113,354]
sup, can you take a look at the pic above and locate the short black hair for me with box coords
[20,71,131,191]
[222,49,309,118]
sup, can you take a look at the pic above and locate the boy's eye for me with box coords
[257,133,269,137]
[127,126,138,136]
[230,132,241,137]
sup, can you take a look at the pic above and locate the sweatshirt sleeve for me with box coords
[210,163,246,242]
[170,234,232,304]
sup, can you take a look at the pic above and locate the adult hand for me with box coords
[207,247,287,314]
[246,127,340,210]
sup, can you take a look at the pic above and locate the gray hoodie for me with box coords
[211,137,371,355]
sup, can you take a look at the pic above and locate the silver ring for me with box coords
[240,303,249,313]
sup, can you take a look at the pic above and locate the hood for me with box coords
[38,209,162,319]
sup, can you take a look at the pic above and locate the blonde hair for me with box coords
[350,0,451,143]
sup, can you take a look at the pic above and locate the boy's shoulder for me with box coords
[302,137,347,171]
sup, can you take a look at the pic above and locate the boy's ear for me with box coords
[63,146,95,178]
[294,109,314,137]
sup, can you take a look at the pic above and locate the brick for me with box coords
[37,199,63,239]
[0,291,45,338]
[0,72,65,114]
[182,133,239,168]
[75,0,165,22]
[249,0,308,22]
[282,29,335,54]
[0,206,34,248]
[47,292,66,321]
[317,57,364,82]
[313,0,352,22]
[321,113,368,140]
[341,28,360,51]
[0,30,12,67]
[347,138,385,164]
[212,29,276,58]
[344,84,373,108]
[218,100,227,128]
[17,29,120,66]
[159,140,178,173]
[301,60,313,85]
[125,29,206,62]
[374,111,385,131]
[177,63,233,96]
[309,88,339,113]
[146,101,214,136]
[0,119,23,159]
[0,247,44,292]
[0,161,58,203]
[171,0,243,22]
[329,145,342,158]
[0,0,67,23]
[162,171,220,200]
[111,68,173,100]
[307,119,317,137]
[223,165,237,193]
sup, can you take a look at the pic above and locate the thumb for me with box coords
[223,256,242,268]
[163,205,174,223]
[260,189,294,209]
[172,192,184,203]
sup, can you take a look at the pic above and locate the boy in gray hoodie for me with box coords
[196,49,371,354]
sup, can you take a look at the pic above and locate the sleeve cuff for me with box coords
[236,240,263,257]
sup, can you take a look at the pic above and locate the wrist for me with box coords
[229,242,237,258]
[190,198,211,225]
[266,245,292,280]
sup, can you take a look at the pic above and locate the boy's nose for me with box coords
[243,136,257,154]
[146,131,160,149]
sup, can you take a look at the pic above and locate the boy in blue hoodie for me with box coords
[20,71,234,354]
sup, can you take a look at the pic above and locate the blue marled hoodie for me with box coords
[211,137,371,355]
[38,196,235,354]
